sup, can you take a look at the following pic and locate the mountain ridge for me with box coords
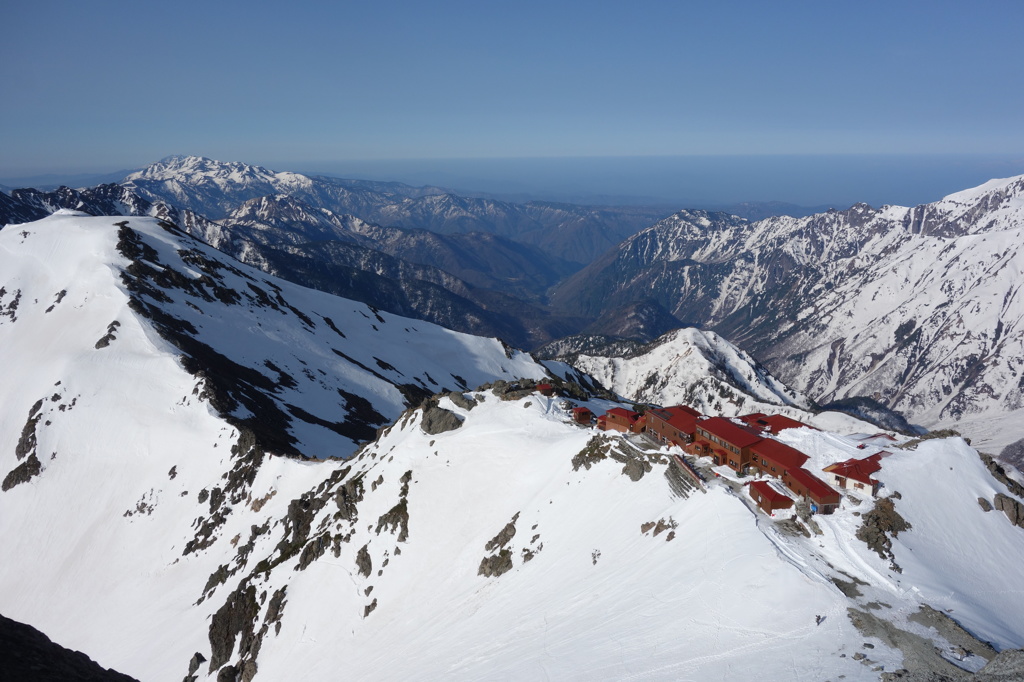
[549,174,1024,450]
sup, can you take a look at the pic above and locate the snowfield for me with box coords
[1,212,1024,680]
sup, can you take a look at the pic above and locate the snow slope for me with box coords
[2,212,1024,681]
[571,327,812,412]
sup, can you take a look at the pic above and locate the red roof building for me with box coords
[823,454,882,496]
[598,407,642,433]
[536,383,555,396]
[694,417,763,471]
[782,467,841,514]
[749,480,795,515]
[646,405,702,447]
[571,406,594,425]
[739,413,814,434]
[749,439,809,479]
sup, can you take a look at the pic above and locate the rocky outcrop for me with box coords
[485,513,519,553]
[478,549,514,578]
[980,453,1024,499]
[208,584,259,672]
[2,453,42,492]
[993,493,1024,528]
[355,545,372,578]
[479,512,520,578]
[419,405,463,435]
[445,391,478,411]
[856,495,911,571]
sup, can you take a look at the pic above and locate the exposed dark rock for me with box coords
[15,399,43,461]
[0,612,139,681]
[978,497,993,512]
[356,544,372,578]
[420,405,463,435]
[651,518,677,536]
[375,499,410,542]
[994,493,1024,527]
[908,604,996,662]
[94,320,121,349]
[364,599,378,618]
[485,513,520,552]
[478,549,514,578]
[901,429,969,450]
[216,665,239,682]
[621,457,648,482]
[830,574,867,598]
[848,608,970,681]
[2,452,42,491]
[774,516,811,538]
[396,382,433,408]
[208,584,258,672]
[296,533,329,570]
[188,652,207,676]
[572,435,611,471]
[334,476,364,523]
[980,453,1024,499]
[446,391,478,410]
[856,495,911,570]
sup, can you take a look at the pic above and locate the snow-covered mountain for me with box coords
[0,211,547,463]
[551,176,1024,452]
[567,327,813,414]
[122,155,353,220]
[4,211,1024,680]
[0,183,581,349]
[217,194,577,297]
[121,155,669,265]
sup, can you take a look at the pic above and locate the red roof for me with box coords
[823,456,881,486]
[762,415,813,433]
[647,405,702,434]
[605,407,640,423]
[739,413,813,434]
[738,413,768,428]
[786,467,839,503]
[537,383,553,390]
[572,406,593,414]
[749,480,793,508]
[750,439,809,471]
[697,417,762,449]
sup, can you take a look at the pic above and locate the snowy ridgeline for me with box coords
[1,213,1024,680]
[3,375,1024,681]
[550,175,1024,454]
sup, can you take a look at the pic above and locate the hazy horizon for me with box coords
[3,153,1022,210]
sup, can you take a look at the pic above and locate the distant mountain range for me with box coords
[4,155,1024,453]
[550,177,1024,452]
[120,155,671,266]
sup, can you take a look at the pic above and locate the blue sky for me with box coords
[2,0,1023,204]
